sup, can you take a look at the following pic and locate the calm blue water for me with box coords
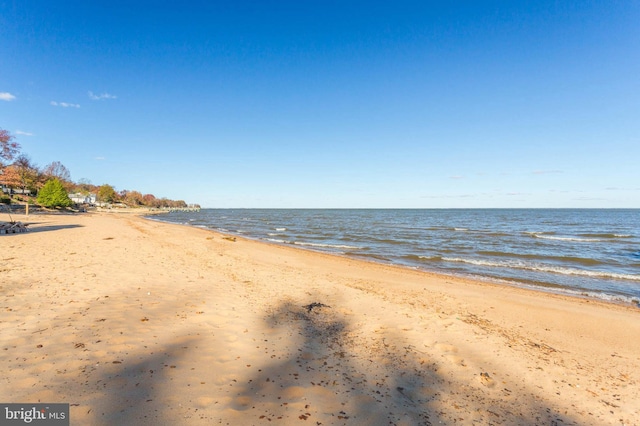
[149,209,640,304]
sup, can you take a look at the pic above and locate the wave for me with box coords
[578,233,633,239]
[531,234,604,242]
[441,257,640,281]
[401,254,442,262]
[476,251,605,266]
[347,252,392,262]
[367,237,407,246]
[264,238,290,244]
[293,241,363,250]
[262,238,363,251]
[275,227,287,231]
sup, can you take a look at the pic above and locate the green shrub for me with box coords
[0,195,10,205]
[37,178,73,208]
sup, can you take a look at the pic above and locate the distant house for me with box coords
[1,186,34,196]
[69,193,97,205]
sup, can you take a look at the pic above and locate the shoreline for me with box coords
[2,212,639,425]
[144,213,640,309]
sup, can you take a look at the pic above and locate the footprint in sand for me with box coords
[195,396,216,408]
[281,386,306,400]
[434,342,467,367]
[232,395,253,410]
[446,354,467,366]
[434,342,457,353]
[478,372,496,388]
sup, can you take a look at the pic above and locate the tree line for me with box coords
[1,128,197,209]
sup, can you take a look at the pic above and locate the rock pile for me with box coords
[0,222,29,234]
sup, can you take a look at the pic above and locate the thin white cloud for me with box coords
[532,170,563,175]
[15,130,34,136]
[51,101,80,108]
[0,92,16,101]
[88,91,117,100]
[605,187,640,192]
[449,175,464,180]
[94,156,106,160]
[421,194,476,199]
[574,196,605,201]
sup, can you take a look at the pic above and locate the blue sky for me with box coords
[1,1,639,208]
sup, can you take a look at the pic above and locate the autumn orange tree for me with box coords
[12,155,40,193]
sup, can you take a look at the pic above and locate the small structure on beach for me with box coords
[0,221,28,234]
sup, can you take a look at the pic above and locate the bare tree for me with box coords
[0,128,21,165]
[43,161,71,182]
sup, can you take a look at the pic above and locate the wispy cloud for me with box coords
[0,92,16,101]
[51,101,80,108]
[94,156,106,160]
[605,187,640,192]
[88,91,117,100]
[574,196,605,201]
[449,175,464,180]
[532,169,563,175]
[421,194,476,199]
[15,130,34,136]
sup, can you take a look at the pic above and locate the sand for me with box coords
[1,211,638,425]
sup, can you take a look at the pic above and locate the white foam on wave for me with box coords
[441,257,640,281]
[532,234,603,242]
[293,241,363,250]
[265,238,289,244]
[275,227,287,231]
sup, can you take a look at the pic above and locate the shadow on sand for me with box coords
[222,298,581,426]
[31,291,583,425]
[21,223,84,234]
[224,299,438,424]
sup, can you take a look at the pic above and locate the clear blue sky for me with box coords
[1,1,639,208]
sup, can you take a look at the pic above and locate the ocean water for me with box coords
[149,209,640,305]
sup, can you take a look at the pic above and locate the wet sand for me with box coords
[1,212,638,425]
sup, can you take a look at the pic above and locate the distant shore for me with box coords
[1,203,172,216]
[1,212,638,425]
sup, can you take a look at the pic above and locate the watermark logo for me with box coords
[0,404,68,425]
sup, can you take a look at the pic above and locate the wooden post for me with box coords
[26,202,29,216]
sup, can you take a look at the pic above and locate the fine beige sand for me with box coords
[1,212,639,425]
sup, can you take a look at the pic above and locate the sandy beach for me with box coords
[1,212,638,425]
